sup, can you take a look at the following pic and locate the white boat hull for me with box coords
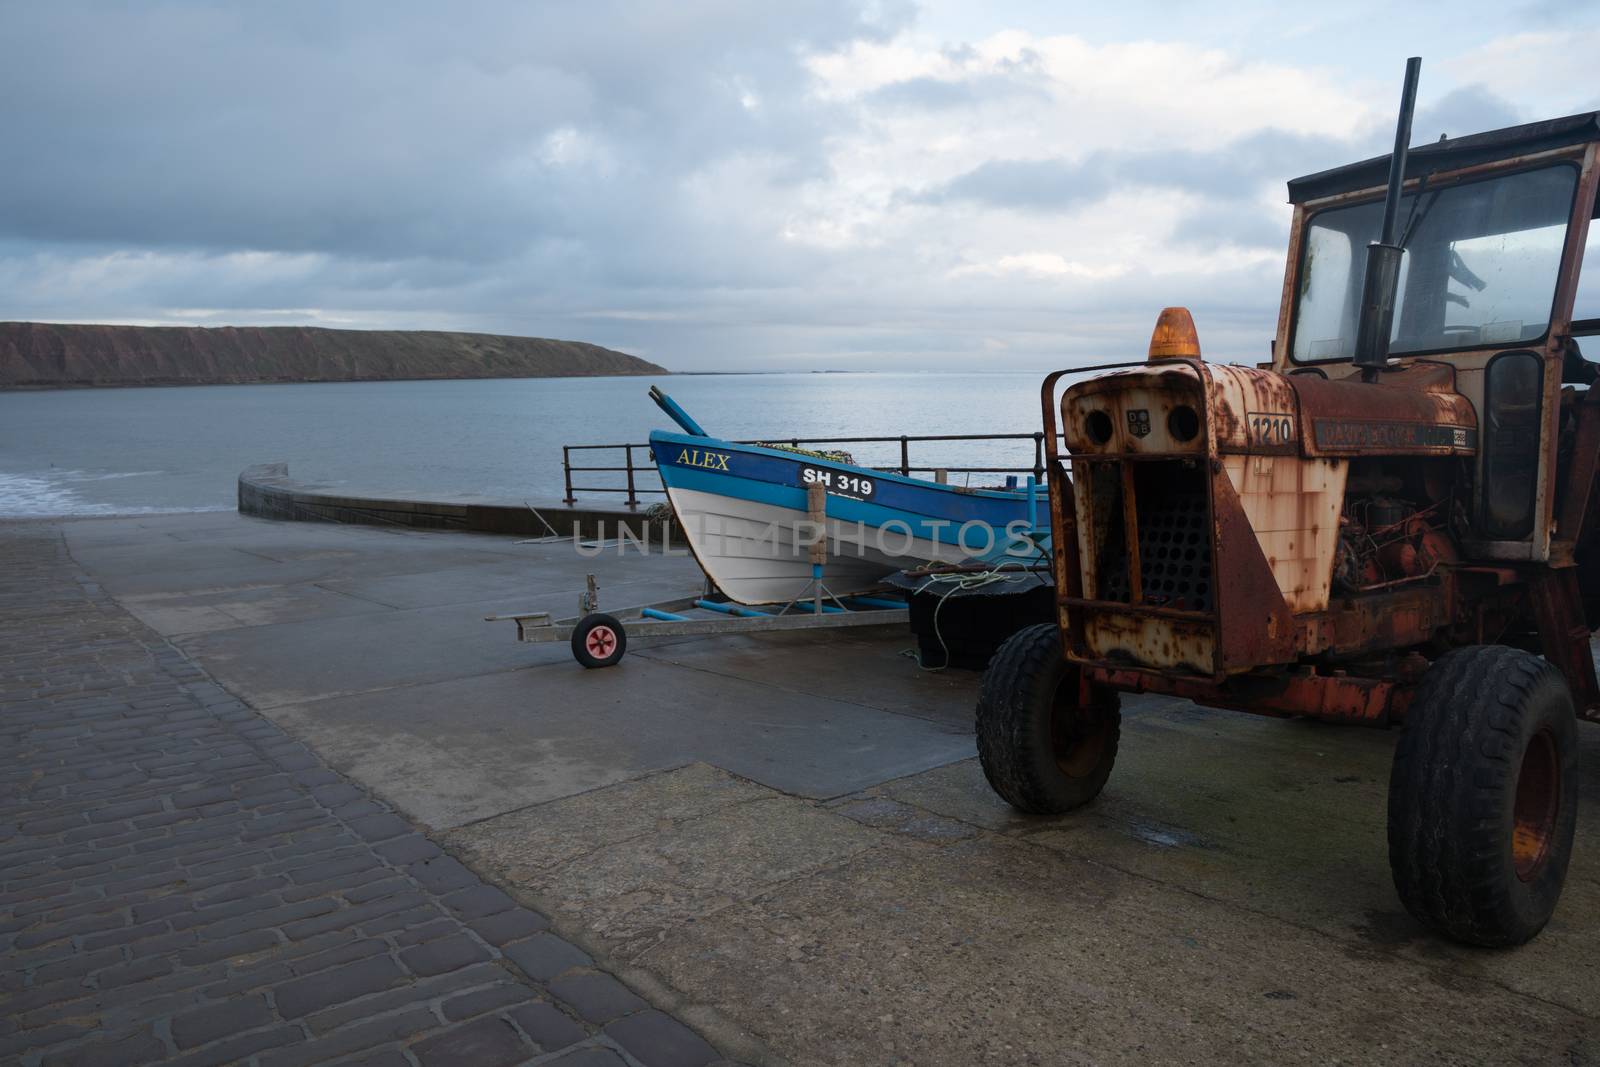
[664,486,969,605]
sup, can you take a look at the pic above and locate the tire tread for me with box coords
[1388,644,1578,946]
[976,624,1120,814]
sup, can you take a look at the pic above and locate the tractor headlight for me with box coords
[1167,404,1200,442]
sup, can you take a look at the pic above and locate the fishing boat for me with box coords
[648,386,1045,605]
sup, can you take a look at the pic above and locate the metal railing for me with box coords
[562,432,1049,507]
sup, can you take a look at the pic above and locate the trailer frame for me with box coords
[485,576,909,667]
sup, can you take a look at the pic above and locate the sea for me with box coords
[0,373,1053,518]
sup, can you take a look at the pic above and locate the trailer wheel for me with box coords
[976,623,1120,814]
[571,613,627,668]
[1388,645,1579,946]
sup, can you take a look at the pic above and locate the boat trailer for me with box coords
[485,574,908,668]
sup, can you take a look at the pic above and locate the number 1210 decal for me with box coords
[1246,412,1297,450]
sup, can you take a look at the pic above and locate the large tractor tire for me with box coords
[976,623,1121,814]
[1388,645,1580,946]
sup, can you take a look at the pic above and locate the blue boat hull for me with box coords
[651,430,1042,604]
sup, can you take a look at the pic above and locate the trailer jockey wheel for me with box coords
[1388,645,1580,947]
[571,613,627,668]
[976,624,1121,814]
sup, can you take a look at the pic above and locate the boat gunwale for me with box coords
[647,428,1038,502]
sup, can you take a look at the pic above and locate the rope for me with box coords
[912,568,1033,672]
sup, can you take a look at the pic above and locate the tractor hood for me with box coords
[1060,359,1476,461]
[1288,364,1478,457]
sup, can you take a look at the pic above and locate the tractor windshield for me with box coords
[1291,163,1578,362]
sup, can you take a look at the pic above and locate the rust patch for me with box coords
[1061,363,1206,456]
[1531,568,1600,721]
[1302,582,1453,656]
[1204,363,1297,455]
[1081,611,1215,674]
[1291,370,1476,457]
[1086,665,1409,725]
[1211,462,1298,670]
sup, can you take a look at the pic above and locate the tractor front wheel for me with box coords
[1388,645,1580,946]
[976,623,1121,814]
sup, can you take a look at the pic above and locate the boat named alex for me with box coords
[647,387,1043,605]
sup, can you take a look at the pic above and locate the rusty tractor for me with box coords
[975,58,1600,946]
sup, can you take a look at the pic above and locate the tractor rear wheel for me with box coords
[976,623,1120,814]
[1388,645,1579,946]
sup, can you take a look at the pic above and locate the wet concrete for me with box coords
[61,512,1600,1066]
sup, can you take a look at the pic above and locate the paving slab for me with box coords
[62,511,517,554]
[120,581,394,636]
[80,544,525,599]
[451,763,772,873]
[317,548,702,611]
[265,652,975,829]
[633,628,977,725]
[55,511,293,549]
[533,795,883,953]
[454,765,885,952]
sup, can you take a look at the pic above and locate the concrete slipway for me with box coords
[55,511,1600,1065]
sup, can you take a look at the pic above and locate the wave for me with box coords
[59,469,167,482]
[0,470,228,518]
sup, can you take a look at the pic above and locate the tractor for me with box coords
[975,58,1600,946]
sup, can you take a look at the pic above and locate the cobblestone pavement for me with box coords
[0,524,733,1067]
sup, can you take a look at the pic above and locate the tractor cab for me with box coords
[1275,112,1600,563]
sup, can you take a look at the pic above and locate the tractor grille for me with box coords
[1095,462,1214,612]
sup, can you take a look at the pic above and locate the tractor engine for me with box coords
[1331,464,1462,595]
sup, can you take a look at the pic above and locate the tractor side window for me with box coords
[1482,350,1544,539]
[1573,211,1600,337]
[1295,224,1358,360]
[1568,202,1600,382]
[1567,238,1600,384]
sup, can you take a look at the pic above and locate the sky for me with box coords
[3,0,1599,371]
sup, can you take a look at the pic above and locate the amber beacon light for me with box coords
[1147,306,1201,361]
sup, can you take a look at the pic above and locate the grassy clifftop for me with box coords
[0,322,666,388]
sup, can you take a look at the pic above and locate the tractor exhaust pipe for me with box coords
[1354,56,1422,381]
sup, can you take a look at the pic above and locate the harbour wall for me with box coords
[238,463,659,539]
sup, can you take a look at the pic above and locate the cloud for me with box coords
[907,129,1349,217]
[1410,85,1526,143]
[863,69,1053,113]
[950,252,1130,280]
[866,76,981,110]
[0,1,902,265]
[0,3,1591,371]
[911,156,1114,210]
[1438,30,1600,118]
